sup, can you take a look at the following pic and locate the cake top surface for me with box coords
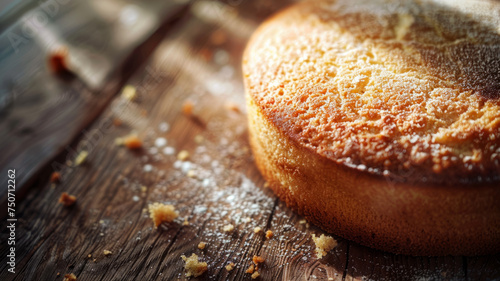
[243,0,500,184]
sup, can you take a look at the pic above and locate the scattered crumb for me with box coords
[312,234,338,259]
[210,29,227,45]
[74,150,88,166]
[251,271,260,279]
[194,135,204,144]
[299,219,307,224]
[265,230,273,239]
[253,227,262,234]
[99,220,105,224]
[112,118,122,127]
[114,137,123,146]
[223,224,235,232]
[186,170,196,178]
[252,255,265,265]
[123,135,142,150]
[225,262,235,271]
[93,258,97,263]
[328,278,334,280]
[245,264,254,274]
[183,218,190,226]
[148,203,179,228]
[57,272,60,276]
[121,85,137,101]
[225,102,240,113]
[63,273,77,281]
[48,47,69,74]
[198,242,206,250]
[182,101,194,116]
[103,250,112,256]
[87,254,92,258]
[50,171,61,183]
[177,150,190,161]
[181,254,207,278]
[59,192,76,207]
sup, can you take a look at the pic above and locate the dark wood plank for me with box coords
[0,0,189,213]
[1,1,499,281]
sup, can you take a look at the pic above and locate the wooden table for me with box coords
[1,1,499,280]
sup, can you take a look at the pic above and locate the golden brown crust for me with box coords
[247,95,500,255]
[243,0,500,185]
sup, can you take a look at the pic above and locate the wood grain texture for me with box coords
[1,1,499,281]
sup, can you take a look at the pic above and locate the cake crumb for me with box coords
[87,254,92,258]
[194,135,204,144]
[182,101,194,116]
[177,150,190,161]
[245,264,254,274]
[50,172,61,183]
[251,271,260,279]
[181,253,207,277]
[198,242,206,250]
[123,135,142,150]
[59,192,76,207]
[186,170,196,178]
[253,227,262,234]
[252,255,265,265]
[265,230,273,239]
[74,150,88,166]
[223,224,235,232]
[299,219,307,224]
[312,234,338,259]
[63,273,77,281]
[112,118,122,127]
[121,85,137,101]
[48,47,69,74]
[225,262,235,271]
[183,218,190,226]
[148,203,179,228]
[103,250,112,256]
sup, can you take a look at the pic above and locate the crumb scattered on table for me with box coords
[245,264,254,274]
[223,224,234,232]
[182,101,194,116]
[253,227,262,234]
[177,150,190,161]
[74,150,88,166]
[59,192,76,207]
[121,85,137,101]
[251,271,260,279]
[312,234,338,259]
[183,218,190,226]
[225,262,235,271]
[252,255,265,265]
[123,135,142,150]
[63,273,77,281]
[148,203,178,228]
[50,172,61,183]
[103,250,112,256]
[265,230,273,239]
[112,118,122,127]
[48,47,69,74]
[198,242,206,250]
[194,135,204,144]
[181,253,207,277]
